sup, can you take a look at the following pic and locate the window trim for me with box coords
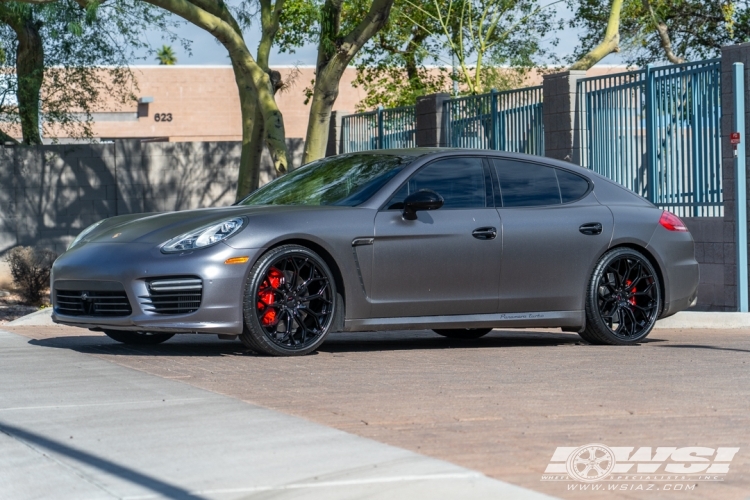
[379,155,496,211]
[490,158,593,209]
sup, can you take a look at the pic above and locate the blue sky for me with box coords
[136,4,624,67]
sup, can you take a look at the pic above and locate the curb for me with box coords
[653,311,750,329]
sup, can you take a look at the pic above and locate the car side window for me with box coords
[387,157,487,210]
[493,159,561,207]
[556,168,591,203]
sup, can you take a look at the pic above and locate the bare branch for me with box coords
[570,0,623,70]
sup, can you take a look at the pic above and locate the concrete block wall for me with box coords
[683,217,736,311]
[0,139,303,255]
[542,70,586,163]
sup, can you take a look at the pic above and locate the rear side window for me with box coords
[494,159,560,207]
[387,157,487,209]
[556,169,590,203]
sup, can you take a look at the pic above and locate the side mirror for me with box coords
[403,189,444,220]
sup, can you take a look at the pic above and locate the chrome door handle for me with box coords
[579,222,603,235]
[472,227,497,240]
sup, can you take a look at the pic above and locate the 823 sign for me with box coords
[154,113,173,122]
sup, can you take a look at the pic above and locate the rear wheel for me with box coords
[433,328,493,339]
[241,245,339,356]
[581,248,661,345]
[103,330,175,345]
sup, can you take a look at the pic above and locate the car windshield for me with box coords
[239,153,414,206]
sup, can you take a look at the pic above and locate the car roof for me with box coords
[346,148,591,173]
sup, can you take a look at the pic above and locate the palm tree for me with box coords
[155,45,177,65]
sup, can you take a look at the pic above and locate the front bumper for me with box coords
[51,242,263,334]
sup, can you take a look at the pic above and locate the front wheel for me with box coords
[241,245,339,356]
[103,330,175,345]
[433,328,493,339]
[581,248,662,345]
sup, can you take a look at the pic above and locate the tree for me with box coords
[351,0,449,110]
[301,0,395,163]
[569,0,750,67]
[401,0,561,95]
[135,0,291,183]
[0,0,177,144]
[156,44,177,64]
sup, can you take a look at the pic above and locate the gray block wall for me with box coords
[0,139,303,255]
[683,217,736,311]
[542,70,587,163]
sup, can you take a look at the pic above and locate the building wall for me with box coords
[3,65,633,144]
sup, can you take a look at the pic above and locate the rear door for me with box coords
[492,158,613,313]
[370,157,502,318]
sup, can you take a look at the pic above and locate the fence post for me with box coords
[416,93,451,147]
[645,64,657,205]
[733,63,749,312]
[542,70,586,163]
[490,88,498,150]
[377,106,384,150]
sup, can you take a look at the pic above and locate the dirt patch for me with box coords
[0,290,49,324]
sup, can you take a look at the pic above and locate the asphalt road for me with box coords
[4,325,750,500]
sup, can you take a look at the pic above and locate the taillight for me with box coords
[659,211,688,232]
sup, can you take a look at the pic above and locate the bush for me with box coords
[3,246,58,305]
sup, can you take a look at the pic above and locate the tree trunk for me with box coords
[642,0,684,64]
[233,63,263,201]
[303,69,341,164]
[302,0,394,164]
[142,0,290,178]
[570,0,623,71]
[6,11,44,145]
[234,0,284,201]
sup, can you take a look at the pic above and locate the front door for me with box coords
[370,157,502,318]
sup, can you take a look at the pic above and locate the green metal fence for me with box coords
[341,105,416,153]
[443,86,544,155]
[578,59,722,217]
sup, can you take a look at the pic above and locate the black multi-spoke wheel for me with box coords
[103,330,175,345]
[433,328,493,339]
[241,245,339,356]
[581,248,661,345]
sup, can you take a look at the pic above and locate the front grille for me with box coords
[55,290,132,317]
[140,277,202,315]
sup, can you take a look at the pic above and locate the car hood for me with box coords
[76,205,342,247]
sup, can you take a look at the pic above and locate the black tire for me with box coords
[241,245,339,356]
[103,330,175,345]
[581,247,662,345]
[433,328,493,339]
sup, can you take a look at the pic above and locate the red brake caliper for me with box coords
[626,279,636,306]
[258,268,284,326]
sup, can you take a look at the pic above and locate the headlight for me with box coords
[161,217,245,253]
[68,220,106,250]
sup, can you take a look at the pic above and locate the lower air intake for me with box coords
[140,277,203,315]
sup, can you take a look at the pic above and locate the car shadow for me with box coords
[25,329,619,357]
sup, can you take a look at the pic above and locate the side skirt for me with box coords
[344,310,584,332]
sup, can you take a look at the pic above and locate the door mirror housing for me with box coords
[403,189,444,220]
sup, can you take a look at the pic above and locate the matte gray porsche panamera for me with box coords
[51,149,699,355]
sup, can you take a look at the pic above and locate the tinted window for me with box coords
[387,157,487,209]
[239,153,413,206]
[494,159,560,207]
[556,169,590,203]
